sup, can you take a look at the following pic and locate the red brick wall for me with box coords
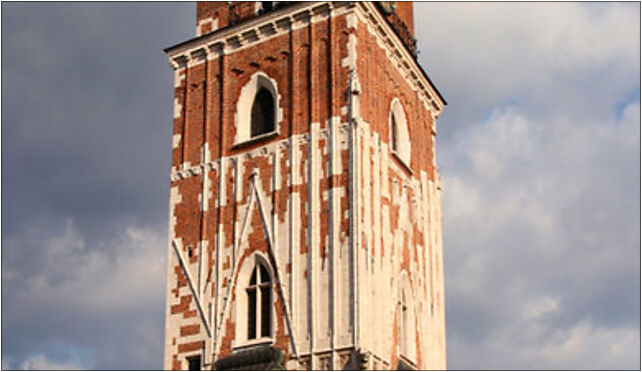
[356,19,435,179]
[166,2,444,369]
[172,18,351,166]
[196,2,258,31]
[353,4,441,367]
[393,2,414,37]
[167,6,354,369]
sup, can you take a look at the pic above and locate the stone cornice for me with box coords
[166,2,353,69]
[165,1,445,116]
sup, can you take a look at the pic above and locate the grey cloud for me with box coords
[2,3,193,369]
[414,3,640,367]
[437,103,640,368]
[2,3,194,236]
[2,219,167,369]
[416,2,640,144]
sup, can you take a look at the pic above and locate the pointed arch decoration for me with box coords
[213,170,299,359]
[171,239,212,337]
[397,270,417,364]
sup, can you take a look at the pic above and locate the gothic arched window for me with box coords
[389,99,411,167]
[246,260,272,339]
[397,272,416,364]
[251,88,275,138]
[234,72,281,145]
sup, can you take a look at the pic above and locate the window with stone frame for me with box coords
[389,98,411,167]
[246,260,272,340]
[234,72,281,146]
[397,273,416,365]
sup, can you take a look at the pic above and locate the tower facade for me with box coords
[163,2,447,370]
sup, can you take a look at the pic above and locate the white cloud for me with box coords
[416,2,640,135]
[439,102,639,368]
[2,219,167,369]
[20,354,82,370]
[540,321,640,368]
[419,5,640,367]
[10,219,166,314]
[449,312,640,370]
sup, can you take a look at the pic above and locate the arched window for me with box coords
[251,88,275,138]
[246,260,272,339]
[398,271,416,363]
[234,72,281,145]
[391,113,399,153]
[389,98,411,166]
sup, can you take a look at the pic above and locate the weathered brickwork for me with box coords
[350,4,446,369]
[164,2,446,370]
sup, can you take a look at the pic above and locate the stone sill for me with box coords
[232,130,279,150]
[392,150,414,175]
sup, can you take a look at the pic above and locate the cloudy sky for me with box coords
[1,2,639,370]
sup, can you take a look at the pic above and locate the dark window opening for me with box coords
[261,2,273,12]
[259,264,269,284]
[247,288,257,339]
[246,260,272,340]
[251,88,275,137]
[260,286,271,337]
[187,355,201,371]
[391,114,398,152]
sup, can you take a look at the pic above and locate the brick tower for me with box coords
[163,2,447,370]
